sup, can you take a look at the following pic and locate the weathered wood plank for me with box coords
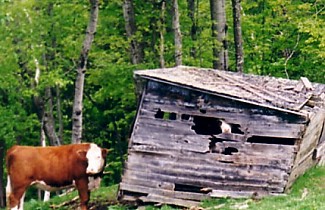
[209,190,265,198]
[143,89,307,124]
[130,143,294,170]
[246,122,304,139]
[140,103,304,139]
[125,152,289,184]
[213,141,296,159]
[134,117,196,136]
[141,99,279,125]
[121,177,176,191]
[132,133,206,146]
[285,152,317,191]
[294,111,325,166]
[122,168,286,193]
[119,182,208,201]
[127,150,292,175]
[134,130,209,145]
[136,115,195,131]
[126,155,289,182]
[300,77,314,90]
[140,193,200,207]
[212,133,246,142]
[129,145,294,171]
[131,135,210,153]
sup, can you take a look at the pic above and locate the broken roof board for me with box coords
[134,66,325,118]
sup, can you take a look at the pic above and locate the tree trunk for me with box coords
[0,140,5,208]
[123,0,143,64]
[72,0,99,144]
[210,0,228,70]
[56,85,63,143]
[159,1,166,68]
[187,0,198,58]
[44,87,61,146]
[33,57,61,146]
[172,0,182,66]
[232,0,244,72]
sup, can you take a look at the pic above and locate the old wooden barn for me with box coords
[118,66,325,207]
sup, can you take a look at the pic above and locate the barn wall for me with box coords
[285,110,325,190]
[119,80,308,207]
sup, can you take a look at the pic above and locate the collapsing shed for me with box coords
[118,66,325,207]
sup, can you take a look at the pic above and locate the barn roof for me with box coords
[134,66,325,117]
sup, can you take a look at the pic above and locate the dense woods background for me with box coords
[0,0,324,206]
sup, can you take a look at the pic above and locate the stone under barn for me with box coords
[118,66,325,207]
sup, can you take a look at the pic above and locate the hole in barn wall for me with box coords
[191,116,221,135]
[121,190,148,198]
[174,183,208,194]
[154,109,164,119]
[181,114,191,120]
[154,109,177,120]
[219,160,234,164]
[199,109,207,114]
[191,115,244,135]
[231,124,245,134]
[168,112,177,120]
[222,147,239,155]
[247,136,295,145]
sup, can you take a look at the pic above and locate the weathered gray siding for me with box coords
[119,80,309,207]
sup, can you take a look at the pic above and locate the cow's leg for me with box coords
[8,186,27,210]
[18,192,25,210]
[75,179,90,210]
[43,191,50,202]
[6,175,12,208]
[7,177,29,210]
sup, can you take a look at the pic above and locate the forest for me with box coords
[0,0,324,207]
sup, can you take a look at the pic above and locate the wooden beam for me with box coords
[300,77,313,91]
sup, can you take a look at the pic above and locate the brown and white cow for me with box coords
[6,143,108,210]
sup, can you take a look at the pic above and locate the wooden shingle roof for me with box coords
[134,66,325,117]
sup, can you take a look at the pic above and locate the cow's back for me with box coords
[6,144,91,186]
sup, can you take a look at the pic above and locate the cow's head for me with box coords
[84,143,108,174]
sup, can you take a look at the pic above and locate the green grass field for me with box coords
[2,166,325,210]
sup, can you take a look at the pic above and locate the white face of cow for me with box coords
[86,144,105,174]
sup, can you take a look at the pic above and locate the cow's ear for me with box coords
[101,148,110,158]
[77,150,87,159]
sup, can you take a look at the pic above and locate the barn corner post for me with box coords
[71,0,99,144]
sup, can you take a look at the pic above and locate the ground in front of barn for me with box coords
[1,167,324,210]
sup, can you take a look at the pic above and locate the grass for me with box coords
[2,166,325,210]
